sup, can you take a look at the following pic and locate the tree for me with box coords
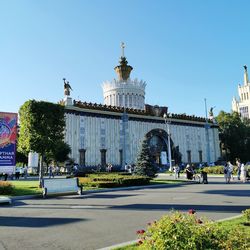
[134,137,157,177]
[18,100,69,185]
[216,111,250,162]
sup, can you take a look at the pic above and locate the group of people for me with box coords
[224,159,248,183]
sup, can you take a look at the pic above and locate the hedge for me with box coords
[0,181,14,195]
[78,174,151,188]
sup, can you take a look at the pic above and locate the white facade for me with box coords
[102,79,146,110]
[64,105,220,166]
[232,66,250,118]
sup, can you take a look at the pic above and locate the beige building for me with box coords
[232,66,250,118]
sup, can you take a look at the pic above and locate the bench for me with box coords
[0,196,12,204]
[42,178,82,198]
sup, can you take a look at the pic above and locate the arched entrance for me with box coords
[145,129,174,167]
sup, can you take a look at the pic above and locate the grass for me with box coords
[112,215,250,250]
[8,181,41,196]
[150,179,187,184]
[217,216,250,234]
[1,177,185,196]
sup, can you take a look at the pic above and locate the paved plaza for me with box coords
[0,177,249,250]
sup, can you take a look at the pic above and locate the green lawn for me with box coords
[150,179,187,184]
[2,178,186,196]
[9,181,41,196]
[217,216,250,234]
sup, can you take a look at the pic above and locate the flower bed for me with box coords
[136,210,249,250]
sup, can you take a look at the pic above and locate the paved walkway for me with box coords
[0,176,249,250]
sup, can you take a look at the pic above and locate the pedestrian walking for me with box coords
[173,165,180,179]
[48,165,54,178]
[23,166,28,179]
[224,163,230,183]
[227,161,234,182]
[240,163,247,183]
[236,159,241,180]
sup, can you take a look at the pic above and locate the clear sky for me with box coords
[1,0,249,117]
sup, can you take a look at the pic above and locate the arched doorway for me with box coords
[145,129,173,167]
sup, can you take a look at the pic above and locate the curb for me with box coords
[98,240,137,250]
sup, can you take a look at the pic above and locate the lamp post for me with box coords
[122,91,128,170]
[163,113,172,172]
[204,98,211,165]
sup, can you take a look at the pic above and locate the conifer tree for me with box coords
[134,137,157,177]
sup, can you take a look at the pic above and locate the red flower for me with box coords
[136,229,145,234]
[188,209,196,214]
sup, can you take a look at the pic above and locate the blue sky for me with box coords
[1,0,249,117]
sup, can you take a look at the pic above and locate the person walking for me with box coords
[240,163,247,183]
[236,159,241,180]
[224,163,230,183]
[173,165,180,179]
[227,161,234,182]
[23,166,28,179]
[48,165,54,178]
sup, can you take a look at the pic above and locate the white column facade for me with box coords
[102,79,146,110]
[65,108,220,166]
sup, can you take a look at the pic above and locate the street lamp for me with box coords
[163,113,172,172]
[204,98,211,165]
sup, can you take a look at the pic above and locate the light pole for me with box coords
[204,98,211,165]
[163,113,172,172]
[122,91,128,170]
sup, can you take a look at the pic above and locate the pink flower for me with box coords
[136,229,145,234]
[188,209,196,214]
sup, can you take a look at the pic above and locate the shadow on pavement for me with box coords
[109,203,249,213]
[0,216,86,228]
[200,189,250,197]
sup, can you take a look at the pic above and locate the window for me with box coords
[119,149,123,166]
[100,149,107,166]
[198,150,202,163]
[79,149,86,166]
[187,150,191,163]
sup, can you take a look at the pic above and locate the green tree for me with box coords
[134,137,157,177]
[18,100,69,185]
[216,111,250,162]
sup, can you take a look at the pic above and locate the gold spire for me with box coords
[114,42,133,81]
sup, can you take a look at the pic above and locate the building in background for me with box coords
[63,46,220,168]
[232,65,250,118]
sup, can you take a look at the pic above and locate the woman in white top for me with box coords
[240,163,247,183]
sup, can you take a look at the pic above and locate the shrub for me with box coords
[0,181,14,195]
[202,165,239,175]
[243,209,250,221]
[137,211,248,250]
[78,174,150,188]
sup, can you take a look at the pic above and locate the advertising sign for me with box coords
[0,112,17,174]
